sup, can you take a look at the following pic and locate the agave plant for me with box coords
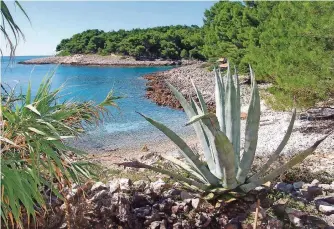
[1,75,120,228]
[126,64,329,192]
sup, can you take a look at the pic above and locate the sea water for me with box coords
[1,56,192,151]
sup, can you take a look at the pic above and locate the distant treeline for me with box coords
[57,2,334,108]
[56,25,205,60]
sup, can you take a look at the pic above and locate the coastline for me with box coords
[141,64,334,156]
[18,54,201,67]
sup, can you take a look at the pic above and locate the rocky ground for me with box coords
[24,168,334,229]
[18,54,200,66]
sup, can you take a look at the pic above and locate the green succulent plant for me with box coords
[133,64,329,192]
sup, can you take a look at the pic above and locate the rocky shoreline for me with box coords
[143,63,256,111]
[18,54,200,67]
[142,64,334,155]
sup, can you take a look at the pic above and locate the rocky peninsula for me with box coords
[18,54,200,67]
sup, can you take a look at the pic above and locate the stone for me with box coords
[119,178,131,192]
[151,179,166,195]
[90,189,109,202]
[133,180,148,192]
[134,206,151,218]
[149,221,160,229]
[191,198,201,210]
[91,181,107,193]
[286,208,306,228]
[173,221,182,229]
[180,191,194,200]
[293,181,304,190]
[267,219,284,229]
[163,189,181,197]
[171,205,179,214]
[109,179,120,193]
[311,179,320,186]
[319,183,334,191]
[307,186,323,197]
[274,182,293,193]
[316,200,334,215]
[299,215,330,228]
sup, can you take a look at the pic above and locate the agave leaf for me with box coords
[138,112,219,186]
[224,64,239,167]
[162,155,207,184]
[185,113,217,127]
[201,123,223,178]
[233,68,241,166]
[167,82,216,174]
[190,98,200,115]
[214,68,225,132]
[237,69,260,184]
[191,79,208,114]
[240,134,330,192]
[214,131,237,189]
[117,160,208,190]
[249,109,297,182]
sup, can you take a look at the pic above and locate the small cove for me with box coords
[1,56,193,152]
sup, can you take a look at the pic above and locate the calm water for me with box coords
[1,56,192,151]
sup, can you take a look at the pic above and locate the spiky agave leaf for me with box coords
[137,112,219,186]
[224,65,240,168]
[240,134,330,192]
[236,67,260,184]
[248,109,297,182]
[167,82,216,174]
[214,68,226,132]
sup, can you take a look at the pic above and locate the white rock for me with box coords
[109,179,120,193]
[317,201,334,214]
[91,182,107,192]
[119,178,131,192]
[311,179,320,186]
[191,198,201,210]
[150,179,166,195]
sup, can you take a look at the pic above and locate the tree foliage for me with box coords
[56,26,206,60]
[203,1,334,107]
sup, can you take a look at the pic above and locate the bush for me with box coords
[1,74,120,227]
[57,50,71,56]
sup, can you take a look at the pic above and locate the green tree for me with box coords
[180,49,189,59]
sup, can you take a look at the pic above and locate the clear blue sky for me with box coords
[1,1,216,56]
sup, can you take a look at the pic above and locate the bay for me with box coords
[1,56,192,151]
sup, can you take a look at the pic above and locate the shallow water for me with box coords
[1,56,193,151]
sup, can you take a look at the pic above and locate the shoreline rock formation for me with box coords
[18,54,200,67]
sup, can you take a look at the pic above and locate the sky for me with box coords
[0,1,216,56]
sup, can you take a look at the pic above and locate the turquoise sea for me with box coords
[1,56,192,152]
